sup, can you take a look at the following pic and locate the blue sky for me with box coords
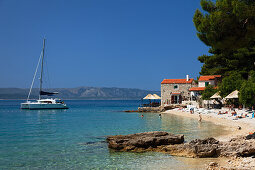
[0,0,209,90]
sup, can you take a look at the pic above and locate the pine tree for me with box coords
[193,0,255,78]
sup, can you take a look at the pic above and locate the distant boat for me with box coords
[21,39,68,110]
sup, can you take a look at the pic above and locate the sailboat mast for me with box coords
[39,39,45,100]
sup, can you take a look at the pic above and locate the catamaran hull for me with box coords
[21,103,68,110]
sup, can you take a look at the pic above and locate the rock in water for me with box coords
[106,131,184,152]
[107,132,255,160]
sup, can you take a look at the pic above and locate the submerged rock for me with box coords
[106,131,184,152]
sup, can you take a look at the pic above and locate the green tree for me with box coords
[202,85,217,100]
[194,0,255,50]
[218,72,244,97]
[248,70,255,82]
[239,80,255,107]
[193,0,255,78]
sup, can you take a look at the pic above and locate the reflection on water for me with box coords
[0,100,229,169]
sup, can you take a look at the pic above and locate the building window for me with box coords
[205,82,209,87]
[174,85,179,89]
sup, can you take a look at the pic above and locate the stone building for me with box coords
[161,75,196,106]
[189,75,222,99]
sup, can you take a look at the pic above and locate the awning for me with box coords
[189,87,206,91]
[225,90,239,99]
[172,92,181,95]
[210,92,221,99]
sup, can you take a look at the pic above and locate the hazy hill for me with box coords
[0,87,160,100]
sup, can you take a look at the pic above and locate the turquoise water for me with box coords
[0,100,227,169]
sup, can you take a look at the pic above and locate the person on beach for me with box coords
[231,110,237,116]
[190,108,194,114]
[198,113,202,122]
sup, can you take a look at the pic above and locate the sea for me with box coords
[0,100,228,169]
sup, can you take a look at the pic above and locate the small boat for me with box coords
[21,39,68,110]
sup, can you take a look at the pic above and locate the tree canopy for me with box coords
[218,72,244,97]
[239,79,255,107]
[239,70,255,107]
[202,85,217,100]
[193,0,255,78]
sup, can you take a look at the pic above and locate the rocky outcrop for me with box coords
[161,137,255,158]
[160,138,220,158]
[106,131,184,152]
[219,137,255,157]
[107,132,255,159]
[137,107,163,112]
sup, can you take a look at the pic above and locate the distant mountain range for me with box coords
[0,87,160,100]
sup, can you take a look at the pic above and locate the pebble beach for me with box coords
[164,108,255,169]
[164,107,255,139]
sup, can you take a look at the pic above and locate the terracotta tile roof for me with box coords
[198,75,221,81]
[189,87,206,91]
[161,78,194,84]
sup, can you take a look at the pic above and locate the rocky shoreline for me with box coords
[107,131,184,152]
[107,131,255,169]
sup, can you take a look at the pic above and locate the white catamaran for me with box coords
[21,39,68,110]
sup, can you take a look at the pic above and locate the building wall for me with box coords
[161,82,195,106]
[198,80,215,87]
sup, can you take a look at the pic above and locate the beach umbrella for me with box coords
[143,94,157,100]
[225,90,239,99]
[152,94,161,99]
[143,94,156,106]
[210,92,221,99]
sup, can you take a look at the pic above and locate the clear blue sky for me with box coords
[0,0,209,91]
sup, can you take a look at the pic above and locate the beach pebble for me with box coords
[208,162,218,167]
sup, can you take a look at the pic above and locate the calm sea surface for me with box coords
[0,100,228,169]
